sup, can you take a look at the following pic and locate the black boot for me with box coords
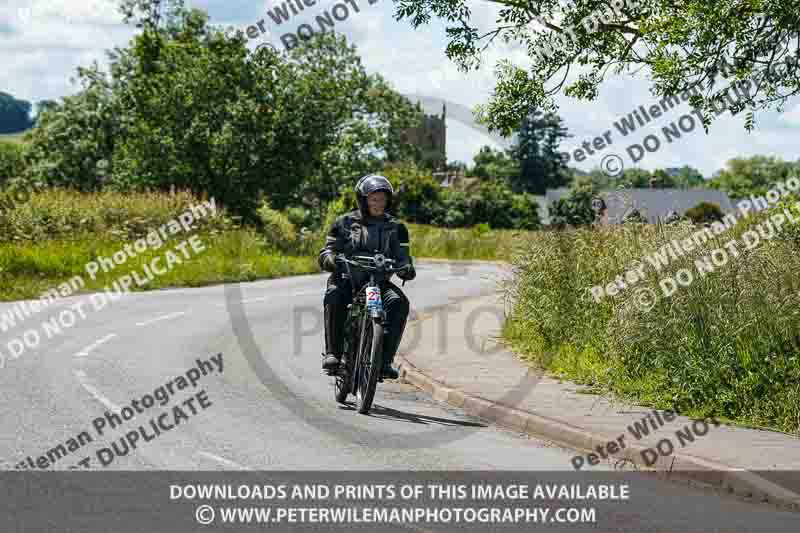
[381,357,399,380]
[323,300,346,373]
[322,353,341,372]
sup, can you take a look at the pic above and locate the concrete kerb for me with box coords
[394,355,800,512]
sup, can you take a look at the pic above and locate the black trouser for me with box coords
[323,274,410,366]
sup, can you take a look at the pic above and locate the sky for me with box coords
[1,0,799,178]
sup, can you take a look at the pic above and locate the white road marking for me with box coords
[241,296,273,303]
[73,371,122,412]
[197,451,250,470]
[135,311,186,327]
[215,296,286,307]
[74,334,117,357]
[215,292,319,307]
[292,290,318,296]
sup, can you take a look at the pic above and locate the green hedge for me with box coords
[0,188,234,243]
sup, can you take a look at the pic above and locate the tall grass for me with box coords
[504,197,800,433]
[0,189,318,300]
[407,223,528,261]
[0,188,232,243]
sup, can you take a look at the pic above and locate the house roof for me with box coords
[545,188,737,224]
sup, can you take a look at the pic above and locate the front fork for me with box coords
[348,304,388,393]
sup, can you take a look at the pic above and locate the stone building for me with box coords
[400,103,447,171]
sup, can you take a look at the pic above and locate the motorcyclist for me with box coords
[319,174,416,380]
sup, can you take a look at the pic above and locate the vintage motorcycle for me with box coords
[325,253,412,414]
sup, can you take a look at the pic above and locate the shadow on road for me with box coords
[368,405,487,428]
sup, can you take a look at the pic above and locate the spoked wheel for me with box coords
[356,319,383,415]
[334,315,356,405]
[334,372,349,404]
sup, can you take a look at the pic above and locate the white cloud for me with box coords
[2,0,798,176]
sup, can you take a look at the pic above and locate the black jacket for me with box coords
[318,210,413,281]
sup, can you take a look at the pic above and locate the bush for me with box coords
[622,209,646,224]
[684,201,724,224]
[256,202,297,253]
[388,166,443,224]
[549,188,597,228]
[472,223,491,237]
[442,207,465,227]
[0,141,25,186]
[510,193,542,230]
[286,206,313,229]
[384,163,539,229]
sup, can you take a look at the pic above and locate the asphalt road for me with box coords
[1,261,799,531]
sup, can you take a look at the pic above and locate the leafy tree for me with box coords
[575,165,705,192]
[709,156,798,199]
[22,0,418,220]
[437,187,470,227]
[24,79,118,191]
[614,168,653,189]
[649,169,677,189]
[507,109,571,195]
[470,179,522,229]
[572,168,610,190]
[468,145,518,180]
[386,164,444,223]
[393,0,800,136]
[669,166,706,188]
[0,92,34,134]
[381,162,539,229]
[0,141,25,185]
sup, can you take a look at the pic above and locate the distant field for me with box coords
[0,132,27,144]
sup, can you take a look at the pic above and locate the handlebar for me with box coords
[336,254,411,274]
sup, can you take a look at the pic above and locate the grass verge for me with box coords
[0,229,318,301]
[502,197,800,433]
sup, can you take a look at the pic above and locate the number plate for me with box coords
[365,286,382,309]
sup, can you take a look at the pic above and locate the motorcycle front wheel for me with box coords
[355,318,383,414]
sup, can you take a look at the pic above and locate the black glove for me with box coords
[397,263,416,281]
[321,253,338,273]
